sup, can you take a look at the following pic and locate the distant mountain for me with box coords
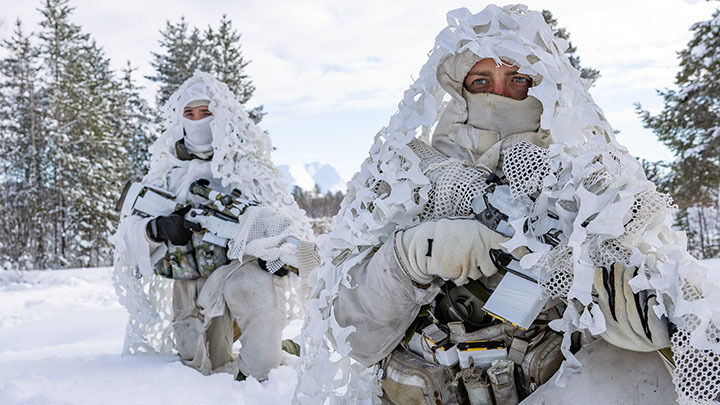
[278,162,347,194]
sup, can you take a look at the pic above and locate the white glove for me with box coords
[594,262,671,351]
[396,218,508,286]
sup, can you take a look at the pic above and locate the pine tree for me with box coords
[37,0,91,267]
[116,62,155,181]
[36,0,128,267]
[637,5,720,258]
[0,19,49,269]
[205,15,265,122]
[146,17,206,107]
[61,38,126,267]
[292,186,309,213]
[542,10,600,84]
[148,15,264,122]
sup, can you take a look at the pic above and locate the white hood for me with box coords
[179,82,211,111]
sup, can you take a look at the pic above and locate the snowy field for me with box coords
[0,267,301,405]
[1,260,719,404]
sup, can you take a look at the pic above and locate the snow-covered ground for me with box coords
[0,267,301,404]
[2,260,719,404]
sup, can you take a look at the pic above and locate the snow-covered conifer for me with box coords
[36,0,127,267]
[0,19,49,269]
[147,17,206,107]
[37,0,90,266]
[206,15,265,123]
[638,5,720,258]
[148,16,264,122]
[115,62,155,182]
[61,38,126,267]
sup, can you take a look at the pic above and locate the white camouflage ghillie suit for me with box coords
[112,72,314,380]
[296,5,720,405]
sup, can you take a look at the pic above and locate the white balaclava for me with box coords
[431,50,544,164]
[464,90,542,137]
[179,82,214,154]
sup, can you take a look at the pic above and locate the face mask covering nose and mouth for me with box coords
[183,115,214,153]
[463,90,542,139]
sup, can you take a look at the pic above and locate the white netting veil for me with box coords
[296,5,719,404]
[411,138,492,221]
[226,205,303,273]
[111,71,312,356]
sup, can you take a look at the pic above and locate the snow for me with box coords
[304,163,346,194]
[278,163,346,194]
[691,43,707,59]
[2,259,719,403]
[0,267,302,404]
[281,164,317,192]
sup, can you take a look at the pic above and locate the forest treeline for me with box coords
[0,0,264,269]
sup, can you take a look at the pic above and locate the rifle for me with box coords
[116,179,261,247]
[185,178,260,247]
[462,174,565,330]
[117,179,299,274]
[187,179,300,274]
[116,181,183,218]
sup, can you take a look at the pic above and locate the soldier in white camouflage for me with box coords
[116,72,313,381]
[306,5,677,404]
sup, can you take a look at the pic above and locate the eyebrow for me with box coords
[468,69,522,77]
[468,70,494,77]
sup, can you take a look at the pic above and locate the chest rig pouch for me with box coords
[153,232,228,280]
[380,279,565,404]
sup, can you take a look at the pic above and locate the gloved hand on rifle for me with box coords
[594,262,671,352]
[146,206,202,245]
[395,218,508,286]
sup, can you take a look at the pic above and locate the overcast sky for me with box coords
[1,0,717,179]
